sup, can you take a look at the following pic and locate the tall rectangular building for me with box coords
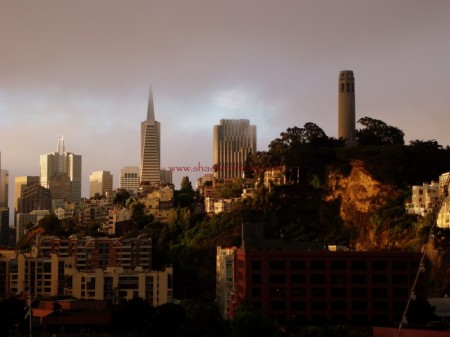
[213,119,256,179]
[0,153,9,247]
[89,171,113,198]
[140,88,161,186]
[40,136,82,202]
[14,176,40,222]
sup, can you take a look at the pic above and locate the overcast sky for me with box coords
[1,0,450,202]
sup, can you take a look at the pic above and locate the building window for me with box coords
[270,261,285,271]
[311,261,326,271]
[251,260,261,270]
[291,274,306,284]
[269,274,286,284]
[290,261,306,271]
[351,261,366,271]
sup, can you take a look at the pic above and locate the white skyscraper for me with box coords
[140,88,161,186]
[119,166,141,192]
[40,136,82,202]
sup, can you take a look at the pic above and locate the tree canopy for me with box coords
[356,116,404,146]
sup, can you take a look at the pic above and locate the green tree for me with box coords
[356,116,404,146]
[409,139,442,149]
[180,176,194,193]
[38,213,64,236]
[231,302,274,337]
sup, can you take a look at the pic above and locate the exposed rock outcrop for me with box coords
[325,160,401,250]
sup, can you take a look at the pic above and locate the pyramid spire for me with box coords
[147,85,155,122]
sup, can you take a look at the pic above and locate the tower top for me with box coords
[146,85,155,122]
[339,70,354,80]
[57,135,65,154]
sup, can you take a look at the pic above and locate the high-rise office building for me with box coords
[338,70,356,144]
[119,166,140,192]
[14,176,40,223]
[140,88,161,186]
[0,169,8,209]
[40,136,82,202]
[0,152,9,247]
[89,171,113,198]
[213,119,256,179]
[160,168,173,185]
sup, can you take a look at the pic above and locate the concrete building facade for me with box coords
[119,166,141,192]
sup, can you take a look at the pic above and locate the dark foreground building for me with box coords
[229,223,423,326]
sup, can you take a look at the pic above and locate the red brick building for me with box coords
[229,223,423,325]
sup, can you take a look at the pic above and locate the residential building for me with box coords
[119,166,141,192]
[0,253,69,297]
[102,207,132,235]
[213,119,256,179]
[80,197,112,227]
[89,171,113,198]
[216,246,236,318]
[140,88,161,186]
[35,235,152,271]
[213,198,239,214]
[405,182,440,216]
[40,136,82,202]
[66,266,173,306]
[263,167,286,189]
[338,70,356,144]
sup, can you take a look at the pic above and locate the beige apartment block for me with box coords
[0,253,70,297]
[66,266,173,306]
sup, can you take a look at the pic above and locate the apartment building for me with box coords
[66,266,173,306]
[0,253,69,297]
[35,236,152,271]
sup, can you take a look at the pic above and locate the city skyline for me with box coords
[2,1,450,203]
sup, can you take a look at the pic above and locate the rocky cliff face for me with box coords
[324,160,401,250]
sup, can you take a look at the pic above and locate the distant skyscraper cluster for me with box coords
[213,119,257,179]
[4,74,358,248]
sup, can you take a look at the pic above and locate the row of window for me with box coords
[251,273,410,285]
[251,259,412,272]
[252,286,407,298]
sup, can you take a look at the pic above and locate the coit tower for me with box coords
[338,70,356,144]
